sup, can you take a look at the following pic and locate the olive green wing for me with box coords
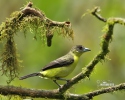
[42,55,74,71]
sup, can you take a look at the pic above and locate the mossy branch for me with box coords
[0,83,125,100]
[56,7,125,97]
[59,7,112,93]
[59,7,125,94]
[0,2,73,83]
[0,5,125,100]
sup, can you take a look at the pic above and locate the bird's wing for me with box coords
[42,54,74,71]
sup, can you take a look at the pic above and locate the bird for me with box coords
[19,45,91,87]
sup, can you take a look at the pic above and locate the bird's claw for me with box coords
[66,80,70,83]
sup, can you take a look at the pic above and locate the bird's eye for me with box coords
[78,46,83,50]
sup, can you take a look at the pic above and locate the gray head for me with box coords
[70,45,91,56]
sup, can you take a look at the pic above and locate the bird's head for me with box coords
[70,45,91,56]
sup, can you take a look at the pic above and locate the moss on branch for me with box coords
[0,83,125,100]
[0,2,73,83]
[1,4,125,100]
[58,7,125,94]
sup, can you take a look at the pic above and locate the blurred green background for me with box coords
[0,0,125,100]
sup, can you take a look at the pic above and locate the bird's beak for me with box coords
[83,47,91,52]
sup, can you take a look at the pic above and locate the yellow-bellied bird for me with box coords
[19,45,90,87]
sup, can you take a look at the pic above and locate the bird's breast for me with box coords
[40,55,79,79]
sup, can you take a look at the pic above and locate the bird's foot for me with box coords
[66,79,70,83]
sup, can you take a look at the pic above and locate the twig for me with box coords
[91,7,107,22]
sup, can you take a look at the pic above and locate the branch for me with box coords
[21,2,71,27]
[1,5,125,100]
[91,7,107,22]
[85,83,125,98]
[0,85,89,100]
[59,7,125,93]
[0,85,58,98]
[21,2,73,47]
[21,2,45,19]
[0,83,125,100]
[0,2,73,83]
[59,7,110,93]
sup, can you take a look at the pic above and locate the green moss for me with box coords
[0,4,74,83]
[0,11,23,83]
[1,38,21,84]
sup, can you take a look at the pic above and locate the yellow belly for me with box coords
[40,55,79,79]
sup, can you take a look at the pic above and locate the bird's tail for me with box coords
[19,72,41,80]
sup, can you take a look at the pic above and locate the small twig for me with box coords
[91,7,107,22]
[26,1,33,7]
